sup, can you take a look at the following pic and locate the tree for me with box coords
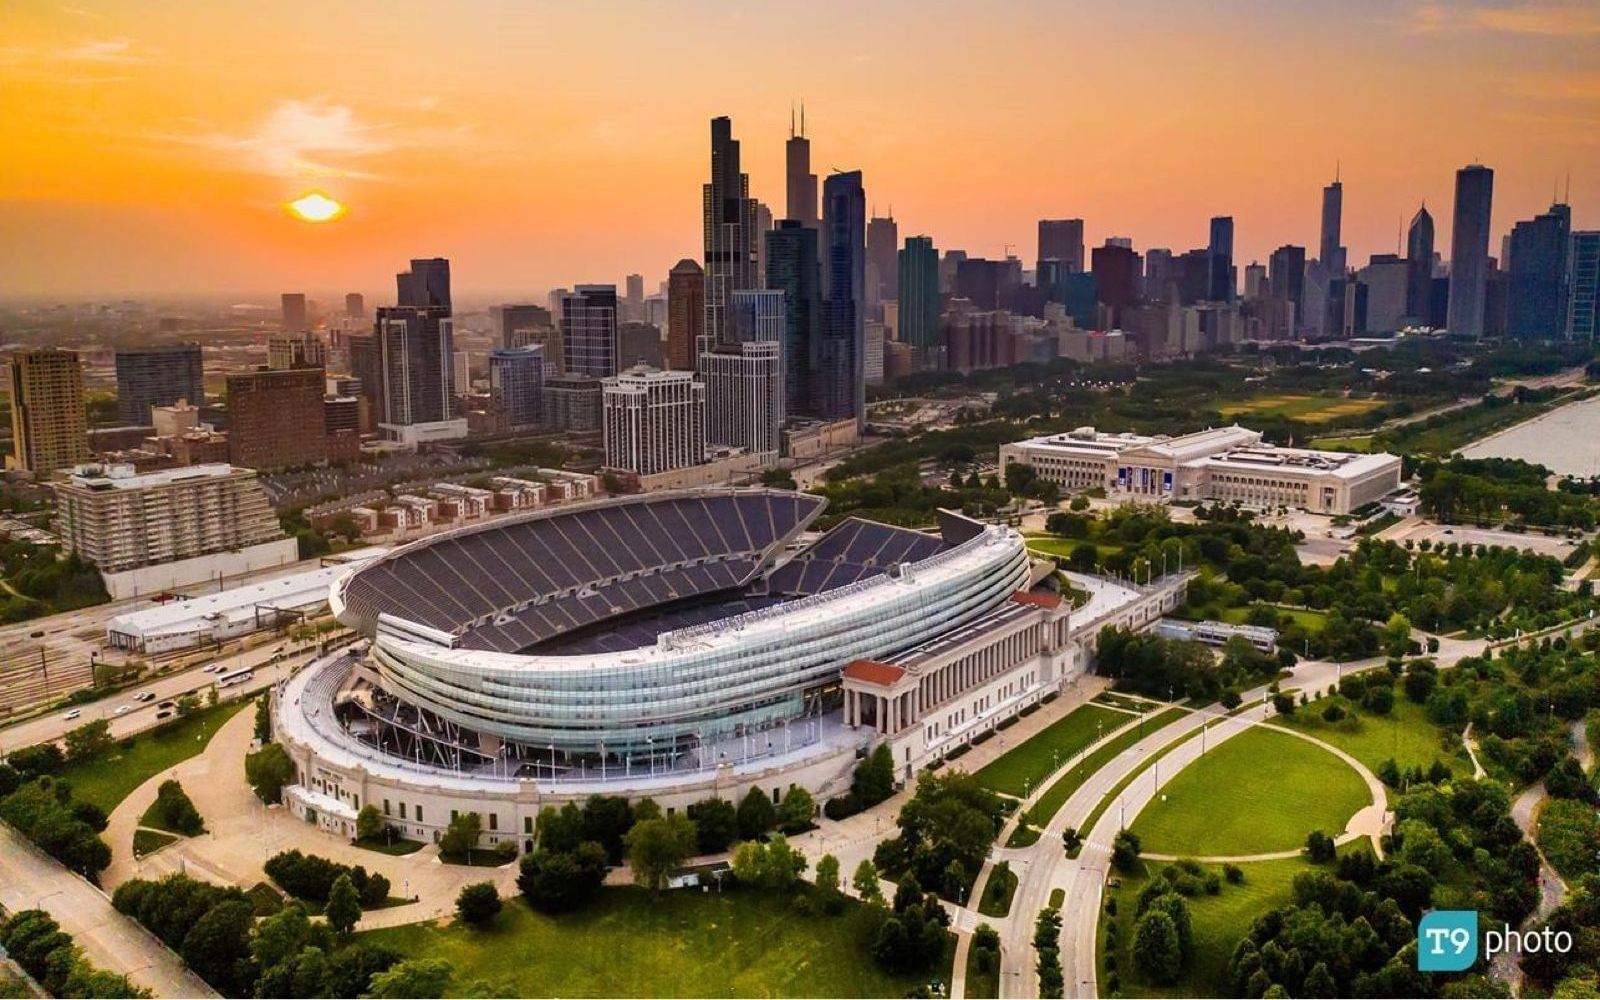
[815,854,844,913]
[1111,830,1142,872]
[580,795,635,864]
[363,958,453,998]
[179,898,254,995]
[63,719,112,763]
[324,873,362,937]
[736,788,777,840]
[355,804,386,842]
[244,742,295,804]
[853,858,884,904]
[150,780,204,836]
[1271,692,1296,716]
[687,797,738,855]
[254,694,273,742]
[174,693,200,718]
[516,842,607,913]
[760,468,798,490]
[1061,827,1082,854]
[7,743,64,779]
[777,786,815,833]
[625,814,696,891]
[852,744,895,808]
[1070,494,1090,512]
[455,882,502,926]
[1132,909,1183,985]
[440,811,482,859]
[1304,829,1336,863]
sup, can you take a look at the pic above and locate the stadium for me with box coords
[273,487,1184,847]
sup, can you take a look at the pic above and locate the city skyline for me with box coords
[3,0,1598,300]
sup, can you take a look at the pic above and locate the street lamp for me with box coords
[37,889,65,910]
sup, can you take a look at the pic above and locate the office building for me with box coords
[1243,262,1267,301]
[1569,231,1600,341]
[489,345,546,431]
[866,212,899,313]
[1269,245,1307,323]
[1506,203,1571,340]
[1208,216,1234,302]
[864,321,886,386]
[1038,219,1085,275]
[1319,176,1344,274]
[52,463,295,599]
[562,284,619,378]
[666,259,705,371]
[282,293,308,331]
[1405,204,1435,324]
[499,304,554,352]
[820,170,866,428]
[785,106,818,228]
[703,117,760,348]
[7,348,90,473]
[452,350,472,395]
[625,273,645,321]
[1447,164,1495,338]
[754,201,773,288]
[729,289,785,346]
[1357,254,1409,334]
[227,368,328,470]
[703,341,781,466]
[268,332,327,370]
[1091,242,1139,326]
[899,235,940,352]
[397,257,451,310]
[374,304,461,442]
[345,293,365,320]
[766,221,822,418]
[347,333,384,428]
[618,322,664,370]
[602,367,706,475]
[542,374,603,432]
[114,343,204,425]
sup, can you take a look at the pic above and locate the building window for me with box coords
[383,799,391,817]
[489,813,498,831]
[416,806,423,823]
[399,803,407,820]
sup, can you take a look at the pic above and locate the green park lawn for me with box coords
[131,828,178,858]
[1022,708,1187,827]
[1024,537,1123,562]
[973,703,1125,798]
[362,888,947,998]
[1308,435,1374,453]
[1278,695,1466,775]
[1215,395,1383,424]
[1129,727,1370,857]
[977,862,1018,918]
[57,700,248,812]
[1215,604,1327,634]
[1098,856,1322,997]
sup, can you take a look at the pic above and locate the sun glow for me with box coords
[286,191,345,222]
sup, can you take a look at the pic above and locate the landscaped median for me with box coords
[972,702,1125,799]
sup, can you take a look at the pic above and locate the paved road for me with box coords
[0,823,216,998]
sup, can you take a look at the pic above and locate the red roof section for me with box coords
[842,659,906,687]
[1010,591,1064,609]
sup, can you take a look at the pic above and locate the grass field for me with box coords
[131,828,177,858]
[362,889,945,998]
[1024,708,1187,826]
[1129,727,1370,857]
[1098,857,1313,997]
[1215,395,1383,424]
[1212,604,1328,634]
[1278,696,1466,775]
[1308,435,1373,453]
[57,701,249,812]
[974,704,1125,797]
[1024,537,1123,561]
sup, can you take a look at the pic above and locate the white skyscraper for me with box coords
[602,367,705,475]
[703,341,782,467]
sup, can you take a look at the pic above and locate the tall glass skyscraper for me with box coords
[562,285,619,378]
[1569,231,1600,341]
[703,117,759,350]
[1447,164,1495,338]
[898,236,940,351]
[1506,203,1570,340]
[1405,204,1435,324]
[1208,216,1235,302]
[765,221,821,418]
[820,170,865,429]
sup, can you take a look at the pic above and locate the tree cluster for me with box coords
[149,779,205,836]
[0,909,150,998]
[263,849,390,909]
[872,771,1006,902]
[0,776,110,880]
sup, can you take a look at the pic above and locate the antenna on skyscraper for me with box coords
[1335,159,1340,183]
[790,104,795,140]
[800,101,806,137]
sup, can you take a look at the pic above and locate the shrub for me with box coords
[455,882,502,926]
[149,780,205,836]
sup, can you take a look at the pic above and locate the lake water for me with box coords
[1458,394,1600,478]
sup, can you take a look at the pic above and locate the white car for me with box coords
[114,705,132,715]
[63,709,82,721]
[202,664,222,673]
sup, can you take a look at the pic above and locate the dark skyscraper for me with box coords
[345,292,365,320]
[1570,231,1600,342]
[281,293,308,331]
[1506,203,1571,340]
[1207,216,1234,302]
[374,306,453,427]
[1319,176,1344,273]
[1091,242,1139,326]
[820,170,865,429]
[898,236,940,352]
[1038,219,1085,275]
[703,116,759,348]
[866,212,899,311]
[1447,164,1495,338]
[562,284,620,378]
[766,222,821,417]
[114,343,204,425]
[397,257,451,310]
[785,106,818,229]
[1269,245,1307,321]
[1405,204,1435,324]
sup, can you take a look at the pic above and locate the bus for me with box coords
[215,667,255,689]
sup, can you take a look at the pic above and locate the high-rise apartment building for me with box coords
[1569,231,1600,342]
[703,341,782,466]
[562,284,620,378]
[866,212,899,313]
[785,107,818,229]
[374,307,455,429]
[227,368,328,469]
[7,348,90,473]
[1038,219,1086,275]
[1447,164,1495,338]
[1506,203,1571,340]
[1405,204,1435,324]
[267,332,327,370]
[666,259,706,371]
[602,367,705,475]
[820,170,866,429]
[397,258,451,310]
[703,117,760,348]
[281,293,308,331]
[114,343,204,425]
[489,345,546,431]
[542,374,602,432]
[766,222,821,418]
[899,236,940,352]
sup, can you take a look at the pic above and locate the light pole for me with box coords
[37,889,65,910]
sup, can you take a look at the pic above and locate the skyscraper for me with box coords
[1038,219,1086,275]
[6,348,89,473]
[1319,176,1344,274]
[666,259,705,371]
[267,332,327,370]
[1569,231,1600,342]
[345,293,365,320]
[766,221,821,418]
[1447,165,1495,338]
[703,340,782,466]
[489,345,546,431]
[1506,203,1571,340]
[281,293,308,331]
[602,367,705,476]
[1208,216,1235,302]
[500,303,556,354]
[114,343,204,425]
[898,236,940,352]
[754,201,773,289]
[729,289,786,346]
[1268,245,1307,322]
[785,106,818,229]
[703,116,759,348]
[1091,242,1139,326]
[821,170,866,429]
[397,257,451,310]
[374,307,455,428]
[1405,204,1435,324]
[866,212,899,314]
[562,285,620,378]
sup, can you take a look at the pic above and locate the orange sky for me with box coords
[2,0,1597,301]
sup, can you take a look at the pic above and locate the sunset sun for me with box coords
[286,191,345,222]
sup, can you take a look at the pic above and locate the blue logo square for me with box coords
[1418,910,1478,971]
